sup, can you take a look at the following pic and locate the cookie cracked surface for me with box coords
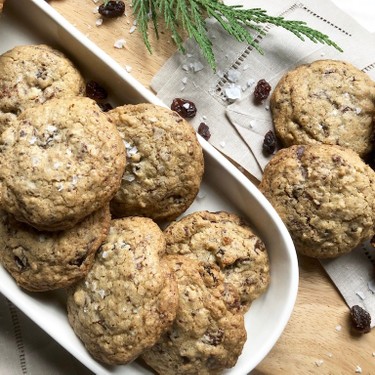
[108,103,204,222]
[0,97,126,231]
[0,205,110,292]
[67,217,178,365]
[271,59,375,157]
[164,210,270,309]
[142,255,247,375]
[259,144,375,258]
[0,44,85,132]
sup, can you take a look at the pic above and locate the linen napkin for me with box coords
[151,0,375,327]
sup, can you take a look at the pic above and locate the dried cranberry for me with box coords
[262,130,277,155]
[98,102,113,112]
[86,80,108,100]
[350,305,371,333]
[198,122,211,141]
[254,79,271,102]
[171,98,197,118]
[98,1,125,18]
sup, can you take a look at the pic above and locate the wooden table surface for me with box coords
[49,1,375,374]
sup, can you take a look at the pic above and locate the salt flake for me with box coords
[114,38,126,49]
[125,65,132,73]
[95,18,103,27]
[129,25,137,34]
[356,291,365,300]
[226,68,241,83]
[335,324,342,332]
[355,365,362,373]
[314,359,324,367]
[225,84,242,102]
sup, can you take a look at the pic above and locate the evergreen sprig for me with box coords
[132,0,342,70]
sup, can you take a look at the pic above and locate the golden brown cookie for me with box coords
[259,144,375,258]
[142,255,246,375]
[0,44,85,132]
[271,60,375,158]
[0,205,110,292]
[164,210,270,309]
[67,217,178,365]
[108,103,204,222]
[0,97,126,231]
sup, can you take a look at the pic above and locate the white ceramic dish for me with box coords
[0,1,298,374]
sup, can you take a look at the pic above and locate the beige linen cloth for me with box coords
[152,0,375,329]
[0,1,374,375]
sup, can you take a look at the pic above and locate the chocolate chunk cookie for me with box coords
[0,44,85,132]
[0,205,110,292]
[259,144,375,258]
[67,217,178,365]
[0,97,126,231]
[164,210,270,309]
[108,103,204,222]
[142,255,247,375]
[271,60,375,158]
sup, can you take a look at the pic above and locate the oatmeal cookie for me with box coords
[0,97,126,231]
[67,217,178,365]
[142,255,246,375]
[0,205,110,292]
[108,103,204,222]
[271,60,375,158]
[164,210,270,309]
[259,144,375,258]
[0,44,85,132]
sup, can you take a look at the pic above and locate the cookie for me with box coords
[164,210,270,309]
[259,144,375,258]
[0,97,126,231]
[142,255,247,375]
[271,60,375,158]
[0,205,110,292]
[67,217,178,365]
[0,44,85,132]
[108,103,204,222]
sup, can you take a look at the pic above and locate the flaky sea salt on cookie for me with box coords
[0,205,110,292]
[142,255,247,375]
[271,59,375,158]
[108,103,204,222]
[164,210,270,309]
[0,97,126,231]
[67,217,178,365]
[259,144,375,258]
[0,44,85,132]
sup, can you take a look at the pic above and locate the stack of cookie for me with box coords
[0,45,125,291]
[259,59,375,259]
[0,44,271,374]
[66,210,270,373]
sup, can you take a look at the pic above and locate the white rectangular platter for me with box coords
[0,1,298,374]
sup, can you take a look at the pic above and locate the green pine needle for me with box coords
[131,0,342,71]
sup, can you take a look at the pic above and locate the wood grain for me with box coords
[49,1,375,374]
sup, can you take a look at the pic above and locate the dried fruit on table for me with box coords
[171,98,197,118]
[254,79,271,102]
[198,122,211,141]
[98,1,125,19]
[350,305,371,334]
[263,130,277,155]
